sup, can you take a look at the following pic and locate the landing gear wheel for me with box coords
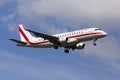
[93,39,97,46]
[93,43,96,46]
[65,49,69,53]
[54,46,58,49]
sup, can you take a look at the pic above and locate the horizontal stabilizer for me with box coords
[9,39,27,45]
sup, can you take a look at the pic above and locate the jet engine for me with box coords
[75,43,85,50]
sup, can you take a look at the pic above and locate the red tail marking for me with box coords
[18,26,32,44]
[19,25,50,45]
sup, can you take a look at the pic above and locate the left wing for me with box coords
[26,29,60,46]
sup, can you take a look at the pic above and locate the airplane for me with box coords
[9,24,107,53]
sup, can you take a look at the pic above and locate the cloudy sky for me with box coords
[0,0,120,80]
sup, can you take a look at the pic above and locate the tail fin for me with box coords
[18,24,35,44]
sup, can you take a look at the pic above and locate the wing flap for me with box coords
[26,29,59,43]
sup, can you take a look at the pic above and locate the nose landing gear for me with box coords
[93,39,97,46]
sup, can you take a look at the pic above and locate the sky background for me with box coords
[0,0,120,80]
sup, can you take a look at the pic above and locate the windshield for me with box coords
[95,28,101,31]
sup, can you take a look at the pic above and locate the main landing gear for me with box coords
[64,49,69,53]
[54,46,70,53]
[93,39,97,46]
[54,46,58,49]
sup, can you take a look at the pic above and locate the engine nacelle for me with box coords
[75,43,85,50]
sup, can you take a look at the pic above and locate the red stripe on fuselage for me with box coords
[68,32,101,38]
[19,26,102,45]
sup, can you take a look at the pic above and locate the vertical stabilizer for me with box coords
[18,24,35,44]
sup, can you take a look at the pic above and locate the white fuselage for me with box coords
[22,28,107,48]
[10,24,107,53]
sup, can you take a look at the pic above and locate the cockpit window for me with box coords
[95,28,101,31]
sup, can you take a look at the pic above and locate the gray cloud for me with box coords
[17,0,120,18]
[15,0,120,33]
[82,36,120,61]
[77,36,120,72]
[17,1,119,18]
[0,13,17,31]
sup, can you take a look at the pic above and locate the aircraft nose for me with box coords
[103,32,107,36]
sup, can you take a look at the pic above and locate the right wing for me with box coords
[9,39,27,45]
